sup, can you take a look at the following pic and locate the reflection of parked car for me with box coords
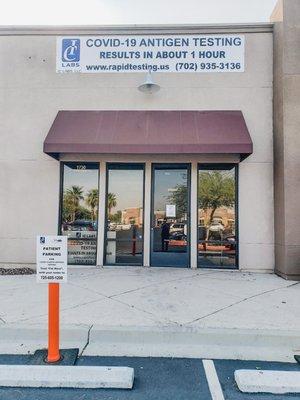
[207,221,225,240]
[108,222,132,231]
[115,224,131,231]
[66,219,96,231]
[224,234,236,250]
[208,221,225,232]
[63,220,97,239]
[170,223,185,234]
[170,231,187,241]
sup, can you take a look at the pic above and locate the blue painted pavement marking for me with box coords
[0,355,299,399]
[0,355,211,400]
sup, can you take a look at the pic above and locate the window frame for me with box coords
[150,163,191,268]
[197,163,239,270]
[58,161,100,266]
[104,162,146,266]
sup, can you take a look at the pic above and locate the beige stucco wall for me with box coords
[273,0,300,279]
[0,25,274,271]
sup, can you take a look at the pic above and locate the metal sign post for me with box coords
[36,235,67,364]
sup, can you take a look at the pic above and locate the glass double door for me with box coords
[150,164,190,268]
[104,163,190,267]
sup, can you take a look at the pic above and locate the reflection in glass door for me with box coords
[151,164,190,267]
[104,164,144,265]
[198,165,237,268]
[60,162,99,265]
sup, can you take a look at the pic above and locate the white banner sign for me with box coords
[36,236,67,283]
[56,35,245,73]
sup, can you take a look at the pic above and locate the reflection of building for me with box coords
[122,207,143,227]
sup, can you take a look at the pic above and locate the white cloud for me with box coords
[1,0,278,25]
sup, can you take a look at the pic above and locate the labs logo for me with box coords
[62,38,80,62]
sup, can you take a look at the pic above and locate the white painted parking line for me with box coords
[203,360,225,400]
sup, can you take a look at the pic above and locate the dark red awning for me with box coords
[43,110,253,160]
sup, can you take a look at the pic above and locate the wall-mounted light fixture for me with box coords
[138,71,160,94]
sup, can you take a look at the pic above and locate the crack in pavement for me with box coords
[68,270,213,300]
[14,297,107,323]
[68,280,182,326]
[4,272,298,328]
[65,272,215,326]
[107,296,179,326]
[108,272,214,298]
[185,281,300,325]
[79,324,93,357]
[15,290,173,326]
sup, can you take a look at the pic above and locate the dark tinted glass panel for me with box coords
[198,165,237,268]
[151,165,190,267]
[60,162,99,265]
[105,164,144,265]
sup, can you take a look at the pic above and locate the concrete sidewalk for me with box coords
[0,267,299,361]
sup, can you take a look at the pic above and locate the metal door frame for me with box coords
[150,163,191,268]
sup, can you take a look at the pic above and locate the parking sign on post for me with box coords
[36,236,67,283]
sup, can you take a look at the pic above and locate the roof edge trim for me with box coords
[0,23,273,36]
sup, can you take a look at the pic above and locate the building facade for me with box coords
[271,0,300,280]
[0,18,287,274]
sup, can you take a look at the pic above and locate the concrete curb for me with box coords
[84,325,300,362]
[235,370,300,394]
[0,324,90,355]
[0,324,300,362]
[0,365,134,389]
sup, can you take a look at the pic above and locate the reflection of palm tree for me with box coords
[66,185,84,222]
[107,193,117,215]
[86,189,98,221]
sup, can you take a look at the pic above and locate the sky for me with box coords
[1,0,278,25]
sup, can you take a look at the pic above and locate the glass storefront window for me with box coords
[60,162,99,265]
[104,164,144,265]
[198,165,237,268]
[58,161,238,269]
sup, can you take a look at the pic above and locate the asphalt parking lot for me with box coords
[0,355,299,399]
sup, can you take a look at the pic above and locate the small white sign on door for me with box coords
[166,204,176,218]
[36,236,68,283]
